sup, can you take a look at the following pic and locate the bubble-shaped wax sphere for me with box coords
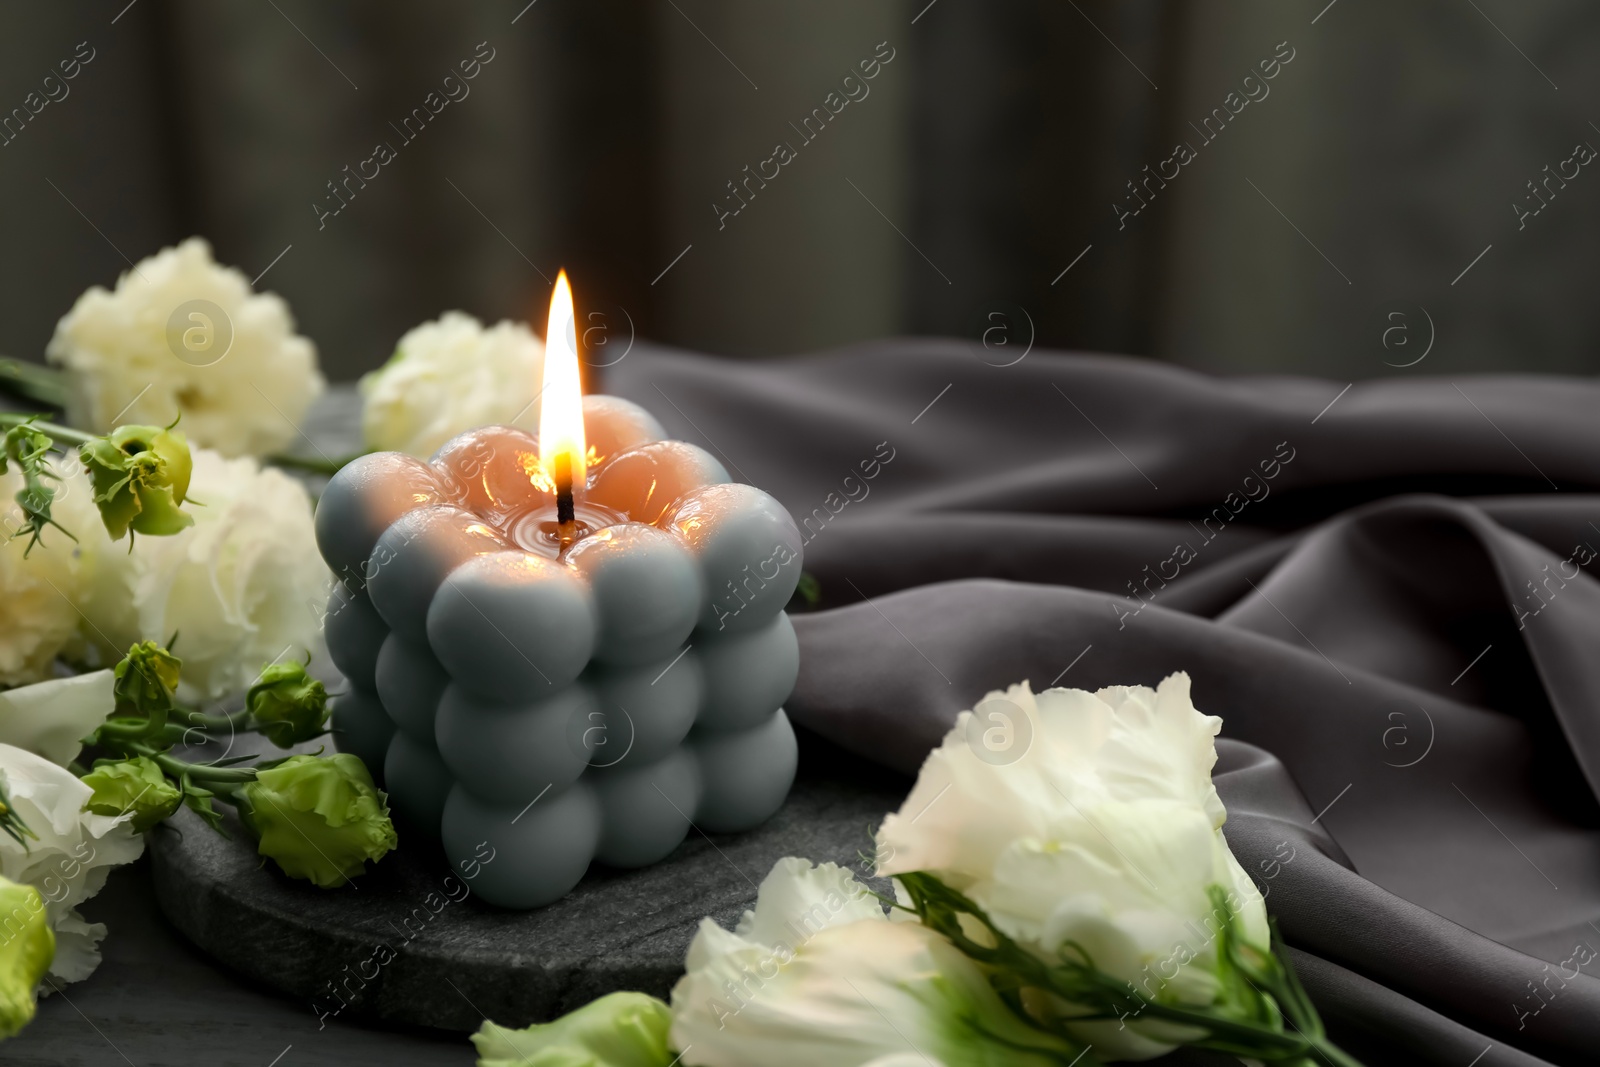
[696,613,800,733]
[375,635,451,743]
[587,441,729,525]
[690,710,798,834]
[329,688,395,786]
[585,649,704,768]
[564,523,703,667]
[324,583,387,692]
[582,395,665,466]
[429,426,551,519]
[427,552,597,701]
[435,683,598,805]
[385,731,453,839]
[441,780,601,909]
[591,747,701,868]
[316,453,445,591]
[666,483,804,634]
[366,506,505,643]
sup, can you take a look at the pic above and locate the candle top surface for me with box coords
[426,395,728,559]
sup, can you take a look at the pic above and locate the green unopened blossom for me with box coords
[473,992,674,1067]
[81,757,183,833]
[78,424,193,539]
[237,754,396,888]
[112,641,182,722]
[0,874,54,1039]
[246,660,329,748]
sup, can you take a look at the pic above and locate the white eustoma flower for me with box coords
[0,672,114,766]
[0,457,107,688]
[47,237,325,458]
[0,744,144,985]
[0,525,79,689]
[360,311,544,459]
[669,857,1073,1067]
[78,448,329,700]
[877,673,1268,1061]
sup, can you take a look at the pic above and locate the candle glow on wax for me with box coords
[540,270,587,523]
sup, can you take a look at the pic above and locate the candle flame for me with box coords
[539,270,587,490]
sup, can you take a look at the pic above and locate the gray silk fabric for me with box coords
[614,340,1600,1065]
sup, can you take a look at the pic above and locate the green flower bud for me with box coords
[0,874,53,1040]
[78,424,194,539]
[113,641,182,720]
[246,661,329,748]
[473,993,674,1067]
[81,757,183,833]
[237,754,396,888]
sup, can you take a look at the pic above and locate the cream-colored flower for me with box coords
[877,673,1268,1060]
[0,672,114,766]
[78,448,329,700]
[47,236,324,458]
[360,311,544,458]
[0,458,105,688]
[0,744,143,986]
[0,530,78,689]
[669,857,1073,1067]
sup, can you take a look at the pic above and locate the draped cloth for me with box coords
[613,340,1600,1066]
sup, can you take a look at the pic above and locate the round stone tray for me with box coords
[147,733,906,1032]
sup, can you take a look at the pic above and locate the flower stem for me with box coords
[0,358,68,408]
[174,705,253,733]
[0,412,95,448]
[133,744,256,795]
[267,451,363,476]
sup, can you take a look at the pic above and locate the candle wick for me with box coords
[554,452,576,548]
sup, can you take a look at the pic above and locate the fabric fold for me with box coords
[612,341,1600,1064]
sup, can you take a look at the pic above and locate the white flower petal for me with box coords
[671,858,1073,1067]
[43,910,107,986]
[0,671,114,766]
[733,857,886,949]
[0,745,143,988]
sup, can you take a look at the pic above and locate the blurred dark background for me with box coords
[1,0,1597,382]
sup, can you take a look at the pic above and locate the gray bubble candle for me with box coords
[315,273,803,908]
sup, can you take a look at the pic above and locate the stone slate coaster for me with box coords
[147,732,908,1033]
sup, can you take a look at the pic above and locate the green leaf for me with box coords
[180,774,227,836]
[0,420,75,555]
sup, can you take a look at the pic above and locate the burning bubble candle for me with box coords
[315,272,802,909]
